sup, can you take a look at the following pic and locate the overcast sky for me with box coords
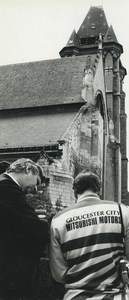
[0,0,129,187]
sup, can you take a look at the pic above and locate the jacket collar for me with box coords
[4,172,20,187]
[78,191,100,202]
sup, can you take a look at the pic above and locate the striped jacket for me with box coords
[49,193,129,300]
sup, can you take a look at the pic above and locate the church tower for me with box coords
[0,6,128,205]
[60,6,128,203]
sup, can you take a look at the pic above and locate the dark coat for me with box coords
[0,173,49,296]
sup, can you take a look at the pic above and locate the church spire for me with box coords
[77,6,108,39]
[65,30,80,48]
[104,25,118,43]
[59,6,123,58]
[59,30,80,57]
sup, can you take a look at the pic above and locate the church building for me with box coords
[0,6,128,211]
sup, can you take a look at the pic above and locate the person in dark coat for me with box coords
[0,158,49,298]
[0,161,10,174]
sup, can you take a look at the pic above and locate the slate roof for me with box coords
[66,30,80,48]
[77,6,109,38]
[104,25,118,43]
[60,6,122,58]
[0,110,78,148]
[0,55,98,110]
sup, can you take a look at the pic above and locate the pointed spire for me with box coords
[103,24,123,56]
[65,30,80,48]
[59,30,80,57]
[77,6,109,38]
[104,25,118,43]
[59,6,123,57]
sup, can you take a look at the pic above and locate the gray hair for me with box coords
[7,158,45,183]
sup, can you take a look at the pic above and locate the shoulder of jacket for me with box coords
[0,174,21,192]
[0,173,11,184]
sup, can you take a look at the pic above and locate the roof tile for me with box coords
[0,55,98,110]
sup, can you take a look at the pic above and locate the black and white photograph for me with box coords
[0,0,129,299]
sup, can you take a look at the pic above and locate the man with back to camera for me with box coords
[49,172,129,299]
[0,158,49,298]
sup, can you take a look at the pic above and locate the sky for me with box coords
[0,0,129,186]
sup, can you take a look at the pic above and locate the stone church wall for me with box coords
[27,105,104,214]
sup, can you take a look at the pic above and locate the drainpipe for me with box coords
[115,143,121,203]
[102,120,107,200]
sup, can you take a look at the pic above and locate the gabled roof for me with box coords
[77,6,109,38]
[0,55,98,110]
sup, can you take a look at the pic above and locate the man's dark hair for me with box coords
[73,172,101,197]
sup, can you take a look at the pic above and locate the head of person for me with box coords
[0,161,10,174]
[73,171,101,199]
[6,158,46,194]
